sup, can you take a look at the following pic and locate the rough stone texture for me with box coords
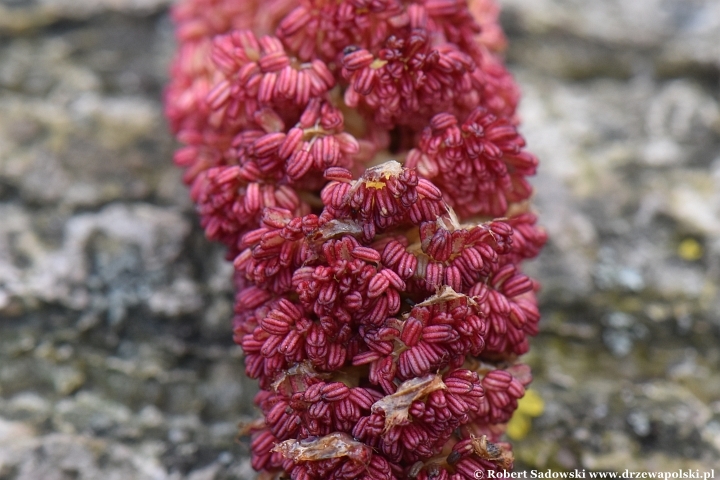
[0,3,255,478]
[500,0,720,471]
[0,0,718,478]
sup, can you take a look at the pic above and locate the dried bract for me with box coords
[371,374,447,432]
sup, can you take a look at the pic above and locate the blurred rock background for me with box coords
[0,0,718,478]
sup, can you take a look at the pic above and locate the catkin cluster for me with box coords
[165,0,546,478]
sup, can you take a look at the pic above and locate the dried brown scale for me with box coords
[166,0,546,478]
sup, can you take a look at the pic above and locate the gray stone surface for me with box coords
[0,3,256,478]
[0,0,719,478]
[500,0,720,471]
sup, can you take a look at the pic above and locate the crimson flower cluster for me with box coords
[165,0,546,478]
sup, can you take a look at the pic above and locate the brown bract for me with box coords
[273,432,372,464]
[371,374,447,432]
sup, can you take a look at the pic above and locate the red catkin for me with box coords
[165,0,546,478]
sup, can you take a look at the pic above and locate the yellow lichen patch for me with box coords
[506,414,531,441]
[677,238,703,261]
[506,388,544,440]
